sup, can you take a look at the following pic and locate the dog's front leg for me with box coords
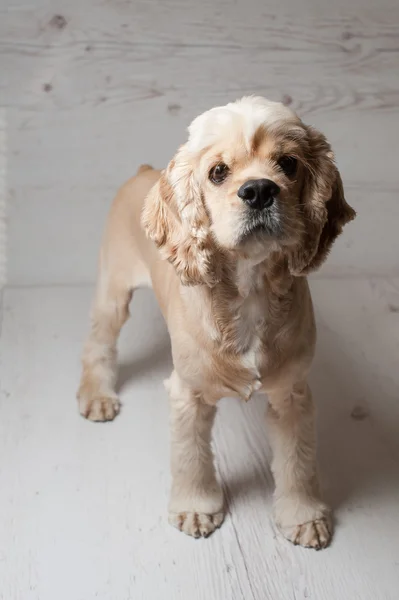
[166,371,224,538]
[267,381,333,549]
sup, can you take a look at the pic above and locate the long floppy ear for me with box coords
[288,127,356,276]
[141,146,220,286]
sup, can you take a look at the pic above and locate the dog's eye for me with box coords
[277,156,297,177]
[209,162,229,184]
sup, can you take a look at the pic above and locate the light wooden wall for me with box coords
[2,0,398,285]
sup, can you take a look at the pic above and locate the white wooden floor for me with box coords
[1,280,399,600]
[2,0,399,597]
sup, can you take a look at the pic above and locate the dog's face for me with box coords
[186,99,309,254]
[143,96,355,286]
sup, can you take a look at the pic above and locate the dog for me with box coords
[77,96,355,549]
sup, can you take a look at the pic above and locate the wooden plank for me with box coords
[2,4,399,113]
[0,287,258,600]
[1,281,399,599]
[1,0,398,282]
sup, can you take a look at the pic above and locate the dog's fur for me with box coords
[78,97,355,548]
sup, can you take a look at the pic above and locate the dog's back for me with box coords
[99,165,162,292]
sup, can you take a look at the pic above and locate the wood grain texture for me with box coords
[0,0,398,284]
[0,109,5,288]
[1,281,399,599]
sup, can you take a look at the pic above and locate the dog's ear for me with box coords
[141,146,220,287]
[287,127,356,276]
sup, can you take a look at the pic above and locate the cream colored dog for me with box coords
[78,96,355,549]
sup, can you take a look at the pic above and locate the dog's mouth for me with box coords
[238,208,283,244]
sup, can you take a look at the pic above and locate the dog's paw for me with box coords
[169,511,224,538]
[281,517,332,550]
[78,391,120,422]
[275,495,333,550]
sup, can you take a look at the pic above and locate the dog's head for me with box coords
[142,96,355,286]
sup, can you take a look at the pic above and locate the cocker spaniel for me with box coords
[78,96,355,549]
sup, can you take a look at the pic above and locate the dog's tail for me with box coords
[136,164,153,175]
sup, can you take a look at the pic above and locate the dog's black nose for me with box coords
[237,179,280,210]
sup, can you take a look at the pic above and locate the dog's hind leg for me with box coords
[77,268,133,421]
[77,174,154,421]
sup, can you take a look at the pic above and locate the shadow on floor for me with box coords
[116,336,172,394]
[311,320,399,513]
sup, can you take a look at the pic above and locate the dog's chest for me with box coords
[210,268,267,401]
[235,261,267,351]
[175,264,274,402]
[232,290,265,394]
